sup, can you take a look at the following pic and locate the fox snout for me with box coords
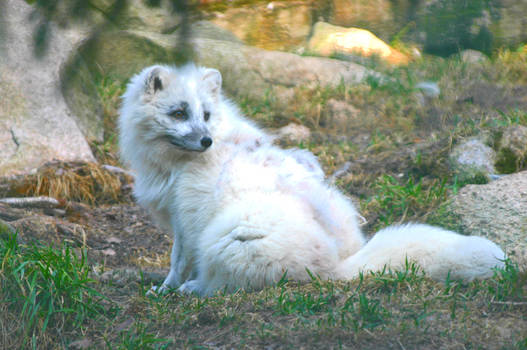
[201,136,213,148]
[167,132,213,152]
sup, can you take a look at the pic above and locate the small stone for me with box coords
[115,318,134,333]
[106,236,123,244]
[449,138,496,182]
[43,208,66,217]
[415,82,440,98]
[459,49,488,64]
[325,99,360,129]
[102,164,132,176]
[101,248,116,256]
[69,338,92,349]
[276,123,311,143]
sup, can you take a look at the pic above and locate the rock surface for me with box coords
[205,0,405,51]
[115,0,181,33]
[73,27,374,106]
[446,171,527,267]
[0,0,97,177]
[449,138,496,182]
[208,1,311,51]
[307,22,409,65]
[51,0,182,33]
[204,1,527,56]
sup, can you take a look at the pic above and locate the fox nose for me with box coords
[200,136,213,148]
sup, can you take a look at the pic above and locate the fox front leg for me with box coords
[148,236,186,295]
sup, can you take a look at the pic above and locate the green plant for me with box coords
[95,76,127,160]
[354,292,387,329]
[486,259,525,302]
[0,232,108,348]
[276,272,335,316]
[370,175,448,227]
[108,322,172,350]
[370,260,425,295]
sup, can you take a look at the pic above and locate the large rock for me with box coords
[113,0,181,33]
[189,20,242,44]
[45,0,182,33]
[207,1,312,51]
[307,22,409,65]
[444,171,527,267]
[203,0,527,55]
[0,0,97,177]
[328,0,399,40]
[72,27,374,106]
[205,0,404,51]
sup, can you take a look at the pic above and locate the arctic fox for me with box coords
[119,64,505,296]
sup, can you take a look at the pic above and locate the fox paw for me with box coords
[146,284,172,297]
[178,280,203,295]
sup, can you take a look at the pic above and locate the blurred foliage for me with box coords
[420,0,499,56]
[0,0,193,61]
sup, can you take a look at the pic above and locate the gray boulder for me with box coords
[39,0,181,33]
[189,20,243,44]
[207,1,312,51]
[72,27,373,107]
[113,0,181,33]
[444,171,527,267]
[449,138,496,183]
[0,0,97,177]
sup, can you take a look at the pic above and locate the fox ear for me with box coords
[145,66,166,95]
[202,68,222,96]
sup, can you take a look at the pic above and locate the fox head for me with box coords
[119,64,223,167]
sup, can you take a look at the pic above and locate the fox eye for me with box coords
[169,109,185,119]
[204,111,211,122]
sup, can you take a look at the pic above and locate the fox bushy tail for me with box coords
[335,224,505,281]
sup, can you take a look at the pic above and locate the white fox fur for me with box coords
[119,64,505,296]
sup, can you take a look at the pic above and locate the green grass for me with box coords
[106,322,173,350]
[130,261,526,349]
[362,175,449,230]
[1,224,525,348]
[0,231,110,349]
[91,76,127,165]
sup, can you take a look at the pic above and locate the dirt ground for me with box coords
[1,199,171,283]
